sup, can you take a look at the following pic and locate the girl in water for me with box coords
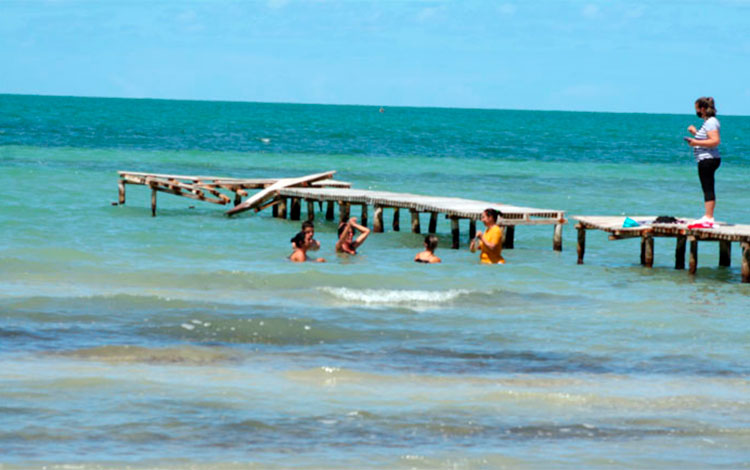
[289,231,325,263]
[414,235,442,263]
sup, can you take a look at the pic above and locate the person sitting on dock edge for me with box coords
[336,217,370,255]
[414,235,442,263]
[289,231,325,263]
[470,208,505,264]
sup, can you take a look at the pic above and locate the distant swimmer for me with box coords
[379,107,385,113]
[414,235,441,264]
[289,231,325,263]
[335,217,370,255]
[469,208,505,264]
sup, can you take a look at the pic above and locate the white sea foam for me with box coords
[318,287,471,306]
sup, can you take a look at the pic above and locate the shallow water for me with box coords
[1,95,749,468]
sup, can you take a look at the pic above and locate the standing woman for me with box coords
[685,96,721,228]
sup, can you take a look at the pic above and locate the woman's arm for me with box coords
[688,129,720,148]
[351,221,370,247]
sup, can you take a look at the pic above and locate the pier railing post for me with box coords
[503,225,515,249]
[742,242,750,283]
[392,208,400,231]
[428,212,438,234]
[410,210,421,234]
[719,240,732,267]
[451,217,460,249]
[689,237,698,274]
[675,235,686,270]
[373,205,384,232]
[576,225,586,264]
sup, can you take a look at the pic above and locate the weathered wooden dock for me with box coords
[117,170,567,250]
[573,215,750,283]
[117,170,351,216]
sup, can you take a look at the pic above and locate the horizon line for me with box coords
[2,92,747,118]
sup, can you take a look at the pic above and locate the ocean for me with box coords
[1,94,749,469]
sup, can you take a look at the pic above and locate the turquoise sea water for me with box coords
[1,94,749,469]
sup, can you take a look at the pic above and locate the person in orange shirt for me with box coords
[469,208,505,264]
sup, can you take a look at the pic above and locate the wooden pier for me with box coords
[117,170,566,251]
[573,216,750,283]
[258,187,566,250]
[117,171,351,216]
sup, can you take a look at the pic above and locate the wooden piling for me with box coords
[689,238,698,274]
[643,233,654,268]
[468,219,476,242]
[553,223,563,251]
[675,235,686,270]
[118,180,126,204]
[339,201,350,223]
[272,203,278,217]
[742,242,750,283]
[576,225,586,265]
[290,198,301,220]
[361,204,368,228]
[451,217,460,249]
[410,210,421,233]
[307,199,315,221]
[428,212,438,233]
[503,225,515,249]
[326,201,335,221]
[277,198,287,219]
[151,188,157,217]
[392,208,400,231]
[640,238,646,265]
[373,205,384,233]
[719,241,732,267]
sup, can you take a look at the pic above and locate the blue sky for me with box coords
[2,0,749,114]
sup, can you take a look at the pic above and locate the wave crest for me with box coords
[318,287,471,305]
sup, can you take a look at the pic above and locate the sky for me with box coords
[2,0,750,114]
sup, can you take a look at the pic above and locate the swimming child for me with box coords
[335,217,370,255]
[414,235,441,263]
[289,231,325,263]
